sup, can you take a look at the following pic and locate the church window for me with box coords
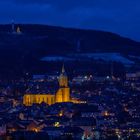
[51,97,53,104]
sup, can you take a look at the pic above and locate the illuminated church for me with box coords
[23,65,70,106]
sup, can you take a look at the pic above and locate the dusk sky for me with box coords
[0,0,140,41]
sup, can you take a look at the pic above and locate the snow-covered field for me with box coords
[41,53,134,65]
[41,56,75,61]
[74,53,134,65]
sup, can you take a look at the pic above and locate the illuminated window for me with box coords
[51,97,53,104]
[38,97,40,102]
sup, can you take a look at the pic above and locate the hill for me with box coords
[0,24,140,79]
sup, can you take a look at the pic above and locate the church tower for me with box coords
[55,64,70,102]
[59,64,68,87]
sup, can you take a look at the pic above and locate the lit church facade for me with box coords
[23,65,70,106]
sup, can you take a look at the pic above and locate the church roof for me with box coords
[25,89,56,95]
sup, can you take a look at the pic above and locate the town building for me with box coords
[23,65,70,106]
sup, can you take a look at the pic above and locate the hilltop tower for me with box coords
[11,20,15,33]
[76,39,81,53]
[16,26,21,34]
[56,64,70,102]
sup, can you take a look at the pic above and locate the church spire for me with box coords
[59,64,68,87]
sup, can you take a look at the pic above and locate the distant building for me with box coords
[32,75,46,82]
[11,20,22,34]
[16,26,22,34]
[126,72,140,81]
[23,65,71,106]
[0,120,6,136]
[11,20,15,33]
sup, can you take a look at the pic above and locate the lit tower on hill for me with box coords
[16,26,21,34]
[11,20,15,33]
[11,20,22,34]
